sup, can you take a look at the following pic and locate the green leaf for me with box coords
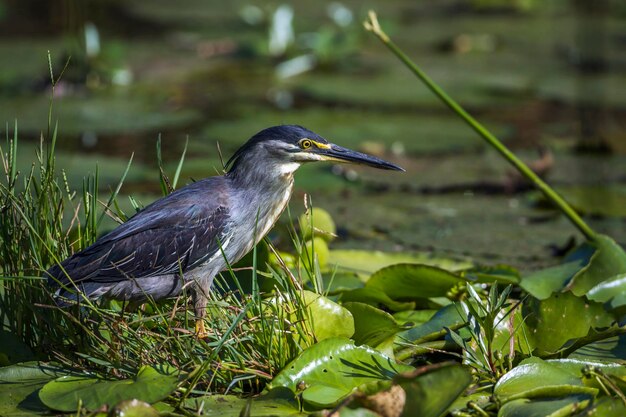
[328,250,472,278]
[578,397,626,417]
[340,287,415,312]
[571,329,626,362]
[39,365,180,412]
[269,337,413,408]
[567,234,626,296]
[107,400,160,417]
[400,303,467,344]
[302,290,355,340]
[367,264,467,300]
[183,388,305,417]
[393,310,437,327]
[0,331,35,366]
[521,260,586,300]
[343,302,404,348]
[587,273,626,308]
[0,362,73,417]
[522,292,614,354]
[462,264,520,284]
[546,358,626,390]
[396,364,472,417]
[494,358,597,403]
[499,395,593,417]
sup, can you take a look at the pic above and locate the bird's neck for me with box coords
[227,154,298,193]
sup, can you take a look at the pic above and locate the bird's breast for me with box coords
[227,178,294,261]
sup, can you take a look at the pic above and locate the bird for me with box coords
[46,125,404,338]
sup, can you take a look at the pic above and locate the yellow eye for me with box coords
[299,139,312,149]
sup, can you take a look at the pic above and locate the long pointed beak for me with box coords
[317,144,405,171]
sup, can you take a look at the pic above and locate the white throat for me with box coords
[279,162,301,175]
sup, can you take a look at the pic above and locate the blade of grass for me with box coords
[172,137,188,190]
[364,11,596,241]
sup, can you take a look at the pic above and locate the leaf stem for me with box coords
[364,11,596,241]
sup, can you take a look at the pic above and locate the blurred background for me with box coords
[1,0,625,270]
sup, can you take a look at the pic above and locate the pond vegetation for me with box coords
[2,1,626,417]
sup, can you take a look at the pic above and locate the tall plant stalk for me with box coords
[364,11,596,242]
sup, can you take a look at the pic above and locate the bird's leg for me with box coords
[192,289,209,339]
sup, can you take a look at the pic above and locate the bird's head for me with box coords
[226,125,404,176]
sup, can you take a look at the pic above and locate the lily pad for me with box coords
[546,358,626,390]
[340,287,416,312]
[39,365,180,412]
[0,362,73,417]
[462,264,520,284]
[521,260,587,300]
[498,395,593,417]
[301,290,355,341]
[396,364,472,417]
[183,388,305,417]
[587,273,626,310]
[399,303,467,345]
[366,264,467,301]
[494,357,597,403]
[0,331,35,366]
[578,397,626,417]
[522,292,614,354]
[269,337,413,408]
[566,234,626,297]
[343,302,404,348]
[328,250,471,277]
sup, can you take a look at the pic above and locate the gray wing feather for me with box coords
[47,177,231,287]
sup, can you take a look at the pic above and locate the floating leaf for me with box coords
[0,362,73,417]
[343,302,404,348]
[367,264,467,300]
[269,337,413,408]
[39,365,180,412]
[322,271,364,293]
[396,363,472,417]
[494,358,597,403]
[0,331,35,366]
[587,273,626,309]
[521,260,586,300]
[183,388,305,417]
[340,287,415,312]
[579,397,626,417]
[566,234,626,296]
[328,250,471,277]
[108,400,159,417]
[522,292,614,354]
[399,303,467,344]
[571,329,626,362]
[499,395,593,417]
[462,264,520,284]
[546,358,626,390]
[301,290,355,341]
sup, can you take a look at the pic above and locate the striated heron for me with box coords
[47,125,404,337]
